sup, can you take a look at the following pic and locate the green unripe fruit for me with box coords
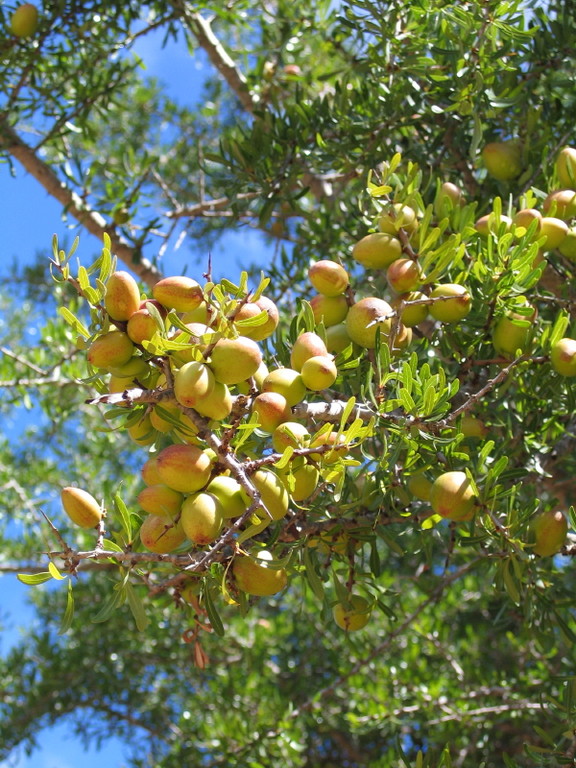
[492,301,536,358]
[434,182,464,217]
[332,595,371,631]
[272,421,310,453]
[127,414,157,446]
[543,189,576,220]
[429,471,477,521]
[137,484,183,518]
[10,3,38,37]
[481,140,523,181]
[262,367,306,406]
[556,147,576,188]
[253,391,292,432]
[540,217,568,250]
[153,276,204,312]
[429,284,471,323]
[104,271,141,321]
[181,492,223,545]
[108,355,149,380]
[513,208,542,239]
[61,487,103,529]
[87,330,135,370]
[407,473,432,501]
[391,292,429,327]
[232,550,288,596]
[301,355,337,391]
[308,260,349,296]
[325,323,351,353]
[310,294,349,327]
[379,203,418,234]
[460,415,488,439]
[290,332,328,371]
[209,336,262,385]
[174,361,215,408]
[550,337,576,376]
[558,229,576,260]
[475,213,513,236]
[140,514,186,553]
[206,475,249,519]
[346,297,393,348]
[282,461,319,502]
[156,444,213,494]
[193,380,233,421]
[352,232,402,269]
[252,469,290,521]
[530,510,568,556]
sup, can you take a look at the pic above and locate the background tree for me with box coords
[1,1,576,766]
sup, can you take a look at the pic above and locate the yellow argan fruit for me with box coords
[104,271,141,321]
[209,337,262,385]
[253,391,292,433]
[325,323,351,353]
[108,355,149,380]
[310,294,349,327]
[492,301,536,358]
[193,380,233,421]
[61,487,102,529]
[10,3,38,37]
[232,550,288,596]
[174,361,215,408]
[434,182,464,217]
[156,444,213,494]
[234,296,279,341]
[543,189,576,220]
[149,402,182,433]
[513,208,542,238]
[290,331,329,371]
[530,510,568,556]
[481,140,523,181]
[460,415,488,439]
[301,355,337,391]
[429,284,471,323]
[308,260,349,296]
[407,473,433,501]
[379,203,418,234]
[386,258,423,294]
[558,229,576,260]
[281,461,319,502]
[352,232,402,269]
[391,291,429,328]
[137,484,183,518]
[429,471,477,521]
[181,492,223,545]
[153,276,204,313]
[127,414,157,446]
[262,367,306,406]
[557,147,576,188]
[87,330,134,370]
[206,475,249,519]
[550,337,576,376]
[127,306,162,344]
[252,469,290,520]
[332,595,371,631]
[309,429,348,464]
[346,297,393,348]
[180,579,202,605]
[181,301,218,327]
[540,217,569,250]
[475,213,513,235]
[141,456,162,486]
[139,514,186,553]
[272,421,310,453]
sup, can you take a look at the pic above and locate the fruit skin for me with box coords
[232,550,288,596]
[434,182,464,217]
[391,291,429,327]
[481,140,523,181]
[429,284,471,323]
[156,444,213,494]
[379,203,418,234]
[234,296,279,341]
[280,460,319,502]
[556,147,576,188]
[262,367,306,407]
[61,487,103,529]
[141,457,163,486]
[290,332,329,371]
[352,232,402,269]
[550,337,576,376]
[308,260,349,296]
[137,485,183,518]
[127,413,157,446]
[300,355,337,391]
[461,415,487,439]
[126,305,164,344]
[209,336,262,385]
[346,297,393,349]
[180,492,223,545]
[10,4,38,37]
[253,391,292,432]
[310,294,349,327]
[193,380,233,421]
[272,421,310,453]
[332,595,371,631]
[104,271,141,321]
[475,213,513,236]
[530,510,568,556]
[206,475,249,519]
[87,330,134,370]
[153,276,203,313]
[429,471,477,521]
[174,361,215,408]
[325,323,351,353]
[252,469,290,520]
[386,258,423,294]
[540,217,568,250]
[140,514,186,553]
[492,302,536,358]
[543,189,576,220]
[407,473,432,501]
[558,229,576,260]
[513,208,542,238]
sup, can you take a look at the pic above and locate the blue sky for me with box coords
[0,12,272,766]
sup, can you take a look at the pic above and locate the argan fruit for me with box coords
[540,217,569,250]
[262,367,306,407]
[391,291,429,327]
[290,331,329,371]
[475,213,513,235]
[386,258,423,294]
[108,355,149,380]
[61,487,102,529]
[127,307,161,344]
[137,484,183,518]
[232,550,288,596]
[309,429,348,464]
[281,461,319,502]
[434,182,464,217]
[429,284,471,323]
[429,471,477,521]
[174,361,215,408]
[87,330,134,370]
[308,260,349,296]
[252,469,290,520]
[206,475,249,519]
[181,302,218,327]
[379,203,418,234]
[127,414,157,446]
[104,271,141,321]
[140,514,186,553]
[492,302,536,358]
[253,391,291,433]
[272,421,310,453]
[10,3,38,37]
[310,294,349,327]
[461,415,488,439]
[530,510,568,556]
[558,229,576,260]
[352,232,402,269]
[550,337,576,376]
[180,492,223,545]
[332,595,371,631]
[543,189,576,220]
[513,208,542,238]
[153,276,204,313]
[194,380,233,421]
[141,456,163,486]
[481,140,523,181]
[234,296,279,341]
[345,297,393,348]
[209,336,262,385]
[301,355,337,391]
[149,402,182,433]
[556,147,576,188]
[407,473,432,501]
[325,323,351,353]
[156,444,213,494]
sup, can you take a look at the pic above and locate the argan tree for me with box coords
[1,1,576,766]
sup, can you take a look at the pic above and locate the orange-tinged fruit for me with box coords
[232,550,288,596]
[209,336,262,385]
[530,510,568,556]
[308,260,349,296]
[61,487,103,529]
[550,337,576,376]
[557,147,576,188]
[87,330,134,370]
[137,484,183,518]
[139,514,186,553]
[141,456,163,486]
[153,276,204,313]
[301,355,337,391]
[290,332,328,371]
[252,469,290,520]
[543,189,576,220]
[104,271,141,321]
[429,284,471,323]
[10,3,38,37]
[386,258,423,293]
[262,367,306,406]
[333,595,371,631]
[156,444,213,494]
[346,297,393,348]
[352,232,402,269]
[180,492,223,545]
[429,471,477,521]
[174,361,215,408]
[234,296,279,341]
[513,208,542,238]
[253,391,291,433]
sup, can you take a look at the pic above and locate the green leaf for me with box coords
[48,561,66,581]
[92,585,127,623]
[302,546,325,601]
[58,307,90,338]
[203,585,225,637]
[59,580,75,635]
[17,572,53,585]
[125,582,150,632]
